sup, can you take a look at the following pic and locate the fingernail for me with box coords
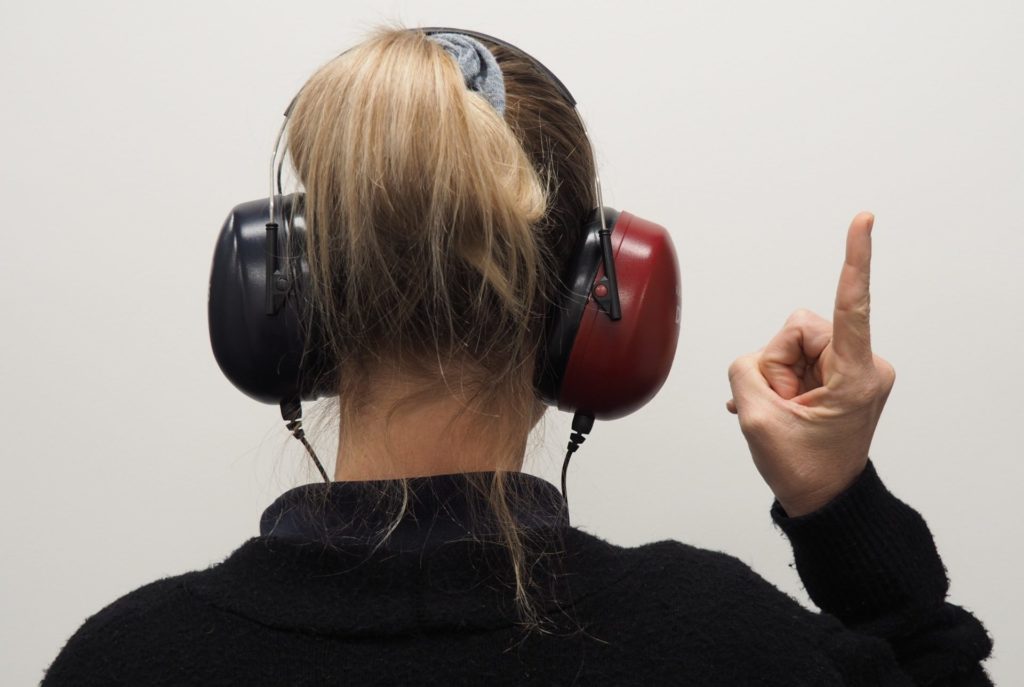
[866,213,875,233]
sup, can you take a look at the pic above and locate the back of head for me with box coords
[286,27,596,460]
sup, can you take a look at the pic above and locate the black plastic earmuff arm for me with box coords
[264,220,290,316]
[264,222,279,315]
[596,227,622,321]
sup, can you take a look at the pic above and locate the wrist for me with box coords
[774,460,869,517]
[769,459,951,624]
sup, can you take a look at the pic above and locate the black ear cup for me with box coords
[208,194,330,405]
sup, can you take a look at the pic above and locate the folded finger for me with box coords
[759,310,833,400]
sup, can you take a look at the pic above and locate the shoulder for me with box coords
[564,526,783,593]
[563,527,814,619]
[42,568,210,685]
[563,528,908,683]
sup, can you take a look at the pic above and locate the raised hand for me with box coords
[726,212,896,516]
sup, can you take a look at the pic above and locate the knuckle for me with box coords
[877,358,896,388]
[785,308,830,335]
[728,353,756,380]
[739,411,770,433]
[835,300,871,320]
[787,308,815,325]
[850,383,879,408]
[854,369,892,404]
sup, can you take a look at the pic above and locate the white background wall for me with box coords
[2,0,1021,683]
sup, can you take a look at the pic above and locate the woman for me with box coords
[42,27,992,685]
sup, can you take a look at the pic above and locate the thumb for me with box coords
[727,351,775,415]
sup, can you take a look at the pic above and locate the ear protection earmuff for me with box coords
[208,28,681,501]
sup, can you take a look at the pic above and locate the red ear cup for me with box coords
[557,212,681,419]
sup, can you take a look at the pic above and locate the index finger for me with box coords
[831,211,875,363]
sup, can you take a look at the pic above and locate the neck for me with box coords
[333,373,542,482]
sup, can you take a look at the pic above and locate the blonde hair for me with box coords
[285,27,596,631]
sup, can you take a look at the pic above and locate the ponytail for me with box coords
[288,29,549,379]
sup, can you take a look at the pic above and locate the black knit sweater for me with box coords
[42,461,993,685]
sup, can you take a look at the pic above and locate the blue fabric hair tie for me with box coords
[428,32,506,117]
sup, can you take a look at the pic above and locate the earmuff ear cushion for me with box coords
[553,212,681,420]
[534,208,616,405]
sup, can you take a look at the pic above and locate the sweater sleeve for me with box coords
[770,459,993,685]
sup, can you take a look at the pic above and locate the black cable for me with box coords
[561,411,595,512]
[280,398,331,483]
[286,418,330,483]
[276,154,284,197]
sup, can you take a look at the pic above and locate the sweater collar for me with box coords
[258,471,570,552]
[185,473,636,636]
